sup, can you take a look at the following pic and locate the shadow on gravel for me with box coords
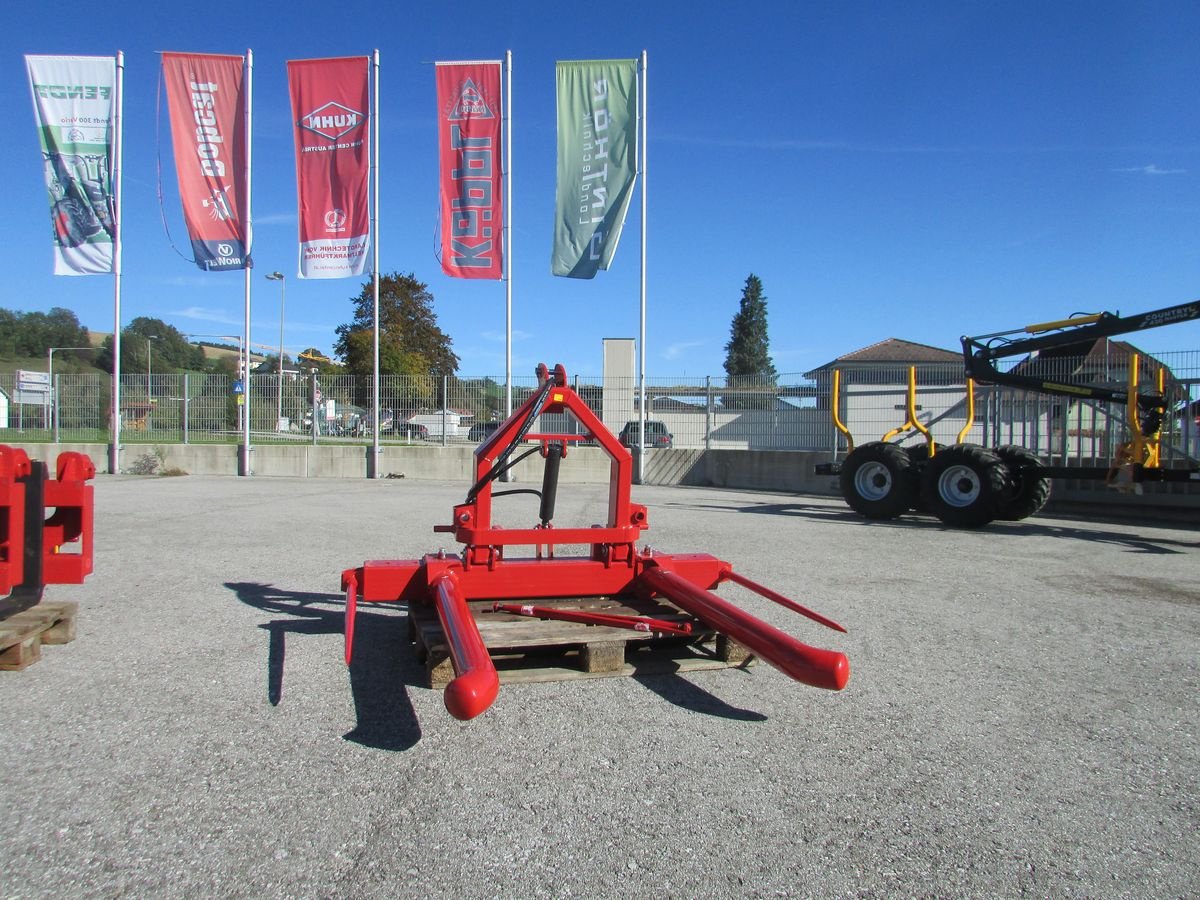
[672,501,1198,553]
[633,673,767,722]
[226,582,424,751]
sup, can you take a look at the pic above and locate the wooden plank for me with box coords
[407,597,756,687]
[0,634,42,671]
[0,601,78,671]
[581,640,625,673]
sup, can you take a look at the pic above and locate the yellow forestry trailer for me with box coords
[818,300,1200,527]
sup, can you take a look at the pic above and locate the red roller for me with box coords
[639,565,849,691]
[432,573,500,720]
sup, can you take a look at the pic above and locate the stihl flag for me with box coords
[552,59,638,279]
[435,61,503,279]
[161,52,249,271]
[26,55,117,275]
[288,56,370,278]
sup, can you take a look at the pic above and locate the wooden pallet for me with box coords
[0,601,78,671]
[409,596,754,687]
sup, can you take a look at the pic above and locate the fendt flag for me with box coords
[435,61,503,279]
[161,52,249,271]
[551,59,638,279]
[26,55,117,275]
[288,56,370,278]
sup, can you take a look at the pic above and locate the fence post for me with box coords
[52,374,60,443]
[705,376,712,451]
[183,374,190,445]
[312,372,319,447]
[442,376,449,447]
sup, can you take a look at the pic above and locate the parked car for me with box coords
[618,420,673,449]
[395,422,429,440]
[468,421,500,442]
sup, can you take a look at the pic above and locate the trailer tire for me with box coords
[994,445,1051,520]
[839,442,916,519]
[920,443,1010,528]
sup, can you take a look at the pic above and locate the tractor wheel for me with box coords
[839,441,916,519]
[994,445,1051,521]
[920,443,1011,528]
[52,196,99,248]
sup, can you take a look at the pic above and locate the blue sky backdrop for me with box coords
[6,0,1200,376]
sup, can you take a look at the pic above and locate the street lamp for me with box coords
[266,271,286,430]
[47,346,97,388]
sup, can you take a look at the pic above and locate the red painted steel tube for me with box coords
[723,569,847,633]
[492,602,694,636]
[432,573,500,720]
[343,570,359,665]
[639,566,850,691]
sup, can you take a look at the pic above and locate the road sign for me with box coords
[17,370,50,393]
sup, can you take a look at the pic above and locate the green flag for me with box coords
[552,59,638,278]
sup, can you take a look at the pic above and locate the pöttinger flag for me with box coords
[26,55,117,275]
[288,56,371,279]
[161,52,250,271]
[435,61,503,279]
[551,59,638,279]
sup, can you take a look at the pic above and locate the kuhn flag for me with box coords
[435,61,503,279]
[288,56,370,278]
[552,59,638,279]
[26,55,117,275]
[161,52,249,271]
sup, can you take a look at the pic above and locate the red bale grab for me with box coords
[341,364,850,721]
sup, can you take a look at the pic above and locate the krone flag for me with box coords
[161,52,250,271]
[551,59,637,279]
[26,55,117,275]
[288,56,371,278]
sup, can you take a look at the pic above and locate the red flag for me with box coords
[435,61,503,279]
[288,56,370,279]
[161,53,249,271]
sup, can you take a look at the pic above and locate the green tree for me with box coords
[97,317,206,374]
[723,274,777,382]
[335,272,459,384]
[0,306,90,357]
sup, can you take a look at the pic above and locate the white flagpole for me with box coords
[241,49,254,476]
[371,49,381,477]
[637,50,648,483]
[109,51,124,475]
[504,50,513,420]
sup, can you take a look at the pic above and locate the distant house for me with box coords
[805,338,962,382]
[1003,337,1179,390]
[996,337,1193,457]
[252,360,302,381]
[802,337,971,447]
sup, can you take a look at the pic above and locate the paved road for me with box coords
[2,475,1197,898]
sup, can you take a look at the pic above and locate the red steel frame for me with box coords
[0,447,96,615]
[342,364,850,721]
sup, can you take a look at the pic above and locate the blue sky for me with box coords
[7,0,1200,377]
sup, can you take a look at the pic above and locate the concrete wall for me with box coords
[6,442,1195,516]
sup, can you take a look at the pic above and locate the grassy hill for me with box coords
[84,332,265,365]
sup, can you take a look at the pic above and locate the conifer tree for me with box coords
[723,274,777,382]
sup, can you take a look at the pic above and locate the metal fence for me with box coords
[2,350,1198,467]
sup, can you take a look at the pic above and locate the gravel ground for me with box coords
[1,474,1197,898]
